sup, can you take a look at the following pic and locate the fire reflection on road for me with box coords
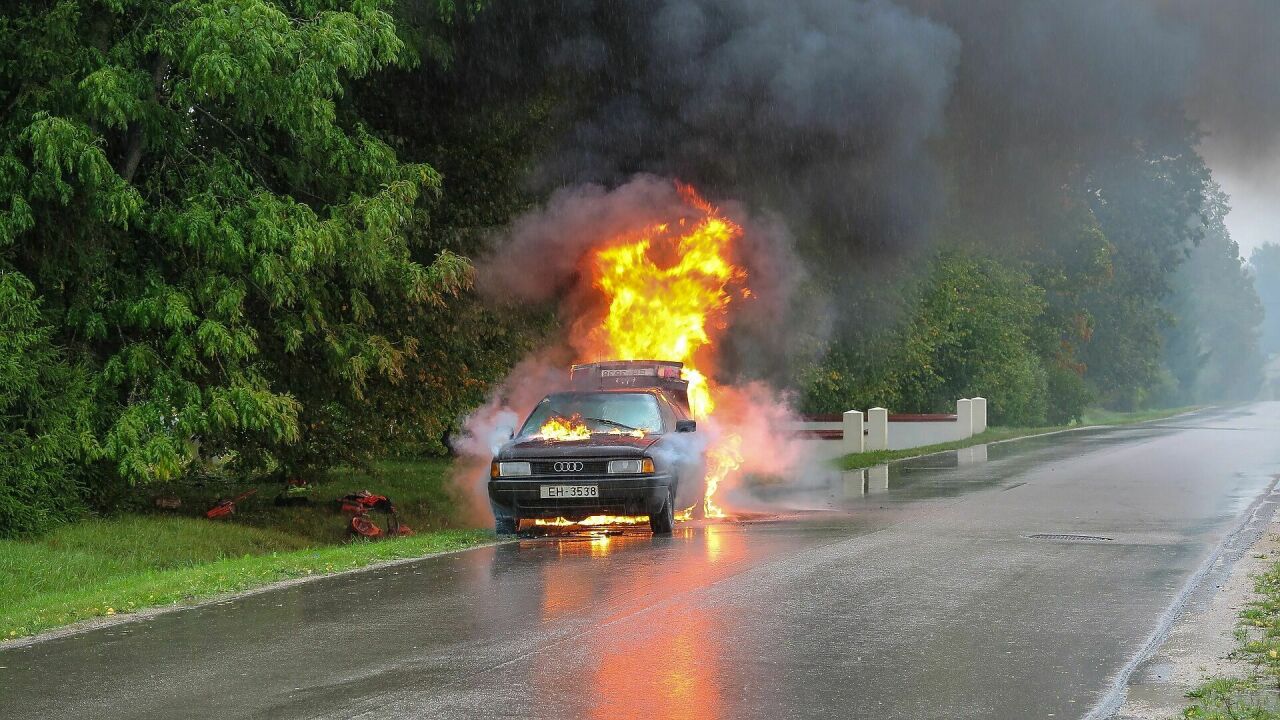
[588,609,727,720]
[704,523,725,562]
[520,524,745,719]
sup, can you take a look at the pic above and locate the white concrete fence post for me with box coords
[972,397,987,434]
[867,407,889,451]
[956,398,974,441]
[842,410,865,455]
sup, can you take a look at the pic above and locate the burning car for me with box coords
[488,360,705,534]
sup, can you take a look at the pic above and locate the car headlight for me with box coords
[608,458,655,474]
[492,461,531,478]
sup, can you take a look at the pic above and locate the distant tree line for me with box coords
[0,1,1268,536]
[1253,244,1280,361]
[799,144,1267,423]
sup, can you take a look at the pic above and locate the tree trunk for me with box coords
[119,55,169,184]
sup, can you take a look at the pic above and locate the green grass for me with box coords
[837,406,1195,470]
[1182,557,1280,718]
[0,459,494,640]
[1183,677,1280,719]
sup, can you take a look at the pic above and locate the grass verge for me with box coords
[0,459,493,641]
[1182,561,1280,718]
[837,406,1196,471]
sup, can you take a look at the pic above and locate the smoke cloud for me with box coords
[440,0,1280,360]
[900,0,1280,250]
[457,0,1280,256]
[1164,0,1280,253]
[533,0,960,255]
[1167,0,1280,168]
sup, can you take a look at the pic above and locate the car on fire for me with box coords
[488,360,705,535]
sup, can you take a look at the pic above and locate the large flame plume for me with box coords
[575,183,746,519]
[458,177,807,530]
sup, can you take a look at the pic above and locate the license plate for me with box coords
[540,485,599,499]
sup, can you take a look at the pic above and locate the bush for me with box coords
[981,352,1049,427]
[799,252,1053,426]
[1045,365,1093,424]
[0,273,93,537]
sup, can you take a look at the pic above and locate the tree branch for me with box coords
[119,55,169,184]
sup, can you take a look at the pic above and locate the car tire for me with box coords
[491,500,518,535]
[650,491,675,535]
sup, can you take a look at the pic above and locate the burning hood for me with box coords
[498,433,658,460]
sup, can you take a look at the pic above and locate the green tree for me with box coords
[0,0,469,527]
[315,0,561,466]
[1161,185,1264,403]
[799,252,1051,426]
[0,273,94,535]
[1253,243,1280,357]
[1012,197,1109,424]
[895,253,1049,425]
[1079,134,1210,409]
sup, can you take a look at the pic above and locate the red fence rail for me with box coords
[798,413,958,423]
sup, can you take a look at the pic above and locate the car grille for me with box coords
[530,459,610,475]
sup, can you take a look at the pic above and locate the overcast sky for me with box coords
[1174,1,1280,262]
[1203,141,1279,259]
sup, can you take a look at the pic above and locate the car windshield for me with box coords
[519,393,663,437]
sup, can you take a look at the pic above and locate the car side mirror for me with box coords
[675,420,696,433]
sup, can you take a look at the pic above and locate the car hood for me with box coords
[498,433,659,460]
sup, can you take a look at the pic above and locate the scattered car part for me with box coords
[349,514,383,539]
[205,488,258,519]
[337,490,407,539]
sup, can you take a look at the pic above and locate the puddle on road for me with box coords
[739,424,1165,513]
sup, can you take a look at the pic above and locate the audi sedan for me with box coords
[488,387,703,534]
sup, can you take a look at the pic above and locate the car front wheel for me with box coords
[649,491,675,535]
[492,500,518,535]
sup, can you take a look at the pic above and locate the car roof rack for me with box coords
[569,360,690,409]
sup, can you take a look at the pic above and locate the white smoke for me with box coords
[448,351,572,522]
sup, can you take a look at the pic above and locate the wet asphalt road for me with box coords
[5,404,1280,720]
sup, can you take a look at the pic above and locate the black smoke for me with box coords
[532,0,960,257]
[449,0,1280,246]
[1165,0,1280,169]
[451,0,1280,378]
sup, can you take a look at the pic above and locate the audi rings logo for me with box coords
[553,461,583,473]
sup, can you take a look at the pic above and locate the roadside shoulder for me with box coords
[1116,479,1280,718]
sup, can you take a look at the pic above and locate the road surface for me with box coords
[4,404,1280,719]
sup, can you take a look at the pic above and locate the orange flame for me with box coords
[533,515,649,527]
[579,183,746,519]
[702,435,741,519]
[535,414,592,442]
[534,414,647,442]
[590,217,741,416]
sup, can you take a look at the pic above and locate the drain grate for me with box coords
[1028,533,1113,542]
